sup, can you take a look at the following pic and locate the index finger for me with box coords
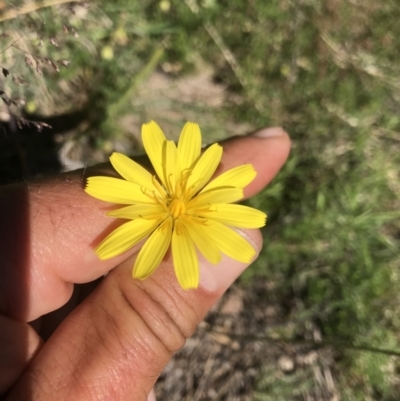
[0,128,290,321]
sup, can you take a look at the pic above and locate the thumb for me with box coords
[7,229,262,401]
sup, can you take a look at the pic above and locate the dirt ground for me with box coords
[154,281,338,401]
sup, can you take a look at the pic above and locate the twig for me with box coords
[0,34,24,54]
[108,47,164,118]
[209,329,400,358]
[320,32,400,89]
[0,0,83,23]
[372,127,400,143]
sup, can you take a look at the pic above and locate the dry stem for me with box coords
[0,0,83,23]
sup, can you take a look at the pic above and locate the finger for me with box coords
[0,128,290,321]
[7,228,263,401]
[0,314,42,394]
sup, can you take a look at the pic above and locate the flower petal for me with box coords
[202,220,256,263]
[199,204,266,228]
[188,188,243,209]
[186,143,222,197]
[163,140,178,193]
[107,203,166,219]
[172,219,199,289]
[180,216,221,264]
[96,218,160,260]
[201,164,256,192]
[133,217,173,279]
[85,177,152,204]
[177,122,201,172]
[110,152,157,191]
[142,121,167,187]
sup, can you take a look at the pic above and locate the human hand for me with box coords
[0,127,290,401]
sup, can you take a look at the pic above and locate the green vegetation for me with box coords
[1,0,400,399]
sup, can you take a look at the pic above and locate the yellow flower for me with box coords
[85,121,266,289]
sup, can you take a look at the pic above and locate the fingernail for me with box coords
[147,389,157,401]
[251,127,286,138]
[199,230,261,292]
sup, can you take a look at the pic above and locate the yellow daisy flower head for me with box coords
[85,121,266,290]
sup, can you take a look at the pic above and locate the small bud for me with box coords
[101,46,114,60]
[25,101,37,114]
[159,0,171,12]
[113,27,128,45]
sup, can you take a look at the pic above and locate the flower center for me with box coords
[169,198,186,219]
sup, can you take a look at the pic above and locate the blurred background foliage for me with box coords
[1,0,400,399]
